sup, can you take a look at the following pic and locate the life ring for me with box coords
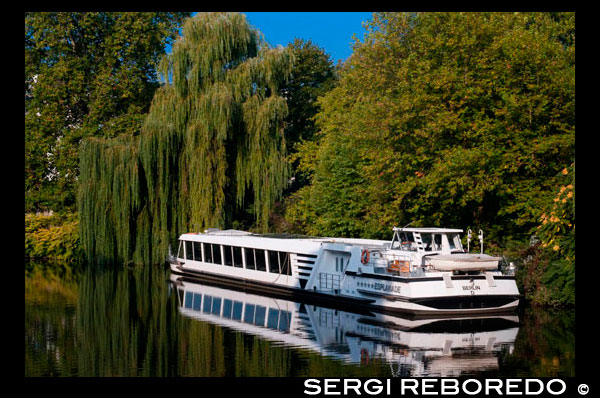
[361,249,370,264]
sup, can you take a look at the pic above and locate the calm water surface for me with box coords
[24,260,575,377]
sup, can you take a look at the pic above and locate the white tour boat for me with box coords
[167,226,521,315]
[170,274,519,375]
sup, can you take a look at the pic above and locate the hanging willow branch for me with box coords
[79,12,294,265]
[78,134,144,265]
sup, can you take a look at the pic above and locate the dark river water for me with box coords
[24,260,575,377]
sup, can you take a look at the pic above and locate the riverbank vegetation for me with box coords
[25,12,574,306]
[25,212,82,263]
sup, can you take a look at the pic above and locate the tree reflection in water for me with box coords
[24,261,574,377]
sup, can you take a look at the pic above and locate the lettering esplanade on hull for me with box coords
[167,226,521,315]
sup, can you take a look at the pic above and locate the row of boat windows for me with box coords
[182,290,292,332]
[179,240,292,275]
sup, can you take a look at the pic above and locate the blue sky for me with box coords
[166,12,373,63]
[243,12,373,62]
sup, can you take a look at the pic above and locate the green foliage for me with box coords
[78,13,294,265]
[516,164,575,306]
[25,213,83,262]
[287,12,575,245]
[267,38,337,232]
[25,12,190,213]
[78,135,143,265]
[280,38,337,153]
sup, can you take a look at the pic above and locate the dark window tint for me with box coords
[184,291,193,309]
[268,251,280,273]
[203,295,212,313]
[211,297,221,315]
[279,310,291,332]
[192,293,202,311]
[279,252,291,275]
[433,234,442,250]
[232,301,243,320]
[421,233,432,252]
[244,304,255,324]
[203,243,213,263]
[193,242,202,262]
[255,249,266,272]
[267,309,279,329]
[222,299,233,318]
[233,247,243,268]
[185,241,193,260]
[244,248,255,270]
[223,245,233,266]
[212,244,222,265]
[255,306,266,326]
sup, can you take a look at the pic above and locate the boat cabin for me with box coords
[390,227,465,255]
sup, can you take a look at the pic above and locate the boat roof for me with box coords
[178,229,389,252]
[393,227,463,233]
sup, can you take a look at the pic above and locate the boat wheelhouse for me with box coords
[168,226,520,315]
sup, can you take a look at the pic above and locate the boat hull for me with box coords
[169,261,520,317]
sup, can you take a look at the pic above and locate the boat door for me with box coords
[312,250,350,292]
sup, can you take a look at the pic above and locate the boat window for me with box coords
[222,299,233,318]
[244,304,256,324]
[223,245,233,266]
[193,242,202,262]
[267,308,279,329]
[255,306,266,326]
[232,246,243,268]
[448,233,462,250]
[391,232,400,249]
[185,241,194,260]
[203,242,213,263]
[255,249,267,272]
[279,310,291,332]
[433,234,443,251]
[211,297,221,315]
[398,232,418,252]
[184,291,193,309]
[192,293,202,311]
[245,248,255,270]
[279,252,291,275]
[212,244,222,265]
[420,233,433,252]
[177,241,183,258]
[232,301,243,321]
[268,250,280,273]
[203,295,212,313]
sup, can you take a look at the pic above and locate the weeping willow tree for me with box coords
[78,134,145,265]
[78,12,294,265]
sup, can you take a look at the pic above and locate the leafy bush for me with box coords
[25,212,83,263]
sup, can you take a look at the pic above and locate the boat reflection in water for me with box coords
[170,274,519,377]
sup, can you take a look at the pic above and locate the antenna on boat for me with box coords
[467,229,472,252]
[401,221,414,230]
[478,229,484,254]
